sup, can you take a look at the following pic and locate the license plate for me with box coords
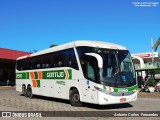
[120,98,126,102]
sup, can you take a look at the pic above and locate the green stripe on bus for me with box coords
[16,69,72,80]
[42,69,72,79]
[16,73,27,79]
[43,70,65,79]
[34,72,38,79]
[36,80,40,87]
[113,85,138,92]
[127,85,138,91]
[26,72,29,79]
[68,69,72,79]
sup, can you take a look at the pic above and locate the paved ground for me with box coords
[0,87,160,120]
[138,91,160,98]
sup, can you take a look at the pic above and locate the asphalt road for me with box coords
[0,87,160,120]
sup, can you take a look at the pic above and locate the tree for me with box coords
[50,44,58,48]
[29,49,37,53]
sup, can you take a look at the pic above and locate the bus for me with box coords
[16,40,137,106]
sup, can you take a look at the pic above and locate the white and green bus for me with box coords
[16,40,137,106]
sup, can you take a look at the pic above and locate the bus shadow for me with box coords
[83,103,133,110]
[20,94,133,110]
[24,94,71,105]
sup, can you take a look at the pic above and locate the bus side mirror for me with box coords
[85,53,103,68]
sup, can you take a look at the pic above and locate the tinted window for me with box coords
[16,48,79,71]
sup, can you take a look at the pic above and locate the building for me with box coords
[131,37,160,87]
[0,48,30,86]
[132,52,160,77]
[131,37,160,80]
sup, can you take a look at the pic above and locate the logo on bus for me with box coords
[43,69,72,80]
[47,72,64,78]
[16,74,22,79]
[118,88,128,92]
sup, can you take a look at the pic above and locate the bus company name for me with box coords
[118,88,128,92]
[47,72,64,78]
[16,74,22,79]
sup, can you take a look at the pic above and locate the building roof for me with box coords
[0,48,31,60]
[132,52,160,63]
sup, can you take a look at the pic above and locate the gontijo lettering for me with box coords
[43,69,72,79]
[47,72,64,78]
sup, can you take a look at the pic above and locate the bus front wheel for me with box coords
[69,89,82,107]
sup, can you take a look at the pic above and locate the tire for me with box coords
[69,89,82,107]
[22,86,27,97]
[27,86,34,99]
[22,85,26,95]
[24,89,28,97]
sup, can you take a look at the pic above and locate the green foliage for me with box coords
[155,69,160,74]
[147,77,157,87]
[29,49,37,53]
[50,44,58,48]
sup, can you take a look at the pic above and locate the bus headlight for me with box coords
[133,89,137,92]
[94,86,109,94]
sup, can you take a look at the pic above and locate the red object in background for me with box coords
[155,86,160,89]
[134,53,150,58]
[0,48,31,60]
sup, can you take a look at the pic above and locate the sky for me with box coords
[0,0,159,54]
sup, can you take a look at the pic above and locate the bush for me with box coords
[147,77,157,87]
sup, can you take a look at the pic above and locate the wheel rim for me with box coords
[24,89,28,97]
[22,87,25,94]
[28,91,31,97]
[73,93,79,102]
[28,89,31,97]
[22,87,26,95]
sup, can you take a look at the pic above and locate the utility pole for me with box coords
[151,37,154,62]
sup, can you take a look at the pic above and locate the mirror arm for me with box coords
[85,53,103,68]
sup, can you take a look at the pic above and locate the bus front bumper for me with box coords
[97,91,137,105]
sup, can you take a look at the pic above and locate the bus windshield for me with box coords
[76,47,136,88]
[99,50,136,87]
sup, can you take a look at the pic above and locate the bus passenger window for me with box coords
[58,61,63,67]
[46,64,50,68]
[36,64,41,69]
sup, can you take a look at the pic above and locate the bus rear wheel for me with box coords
[69,89,82,107]
[22,86,27,97]
[27,86,34,99]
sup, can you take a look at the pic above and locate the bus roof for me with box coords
[75,40,127,50]
[17,40,127,60]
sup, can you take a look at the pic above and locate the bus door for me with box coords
[83,56,98,103]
